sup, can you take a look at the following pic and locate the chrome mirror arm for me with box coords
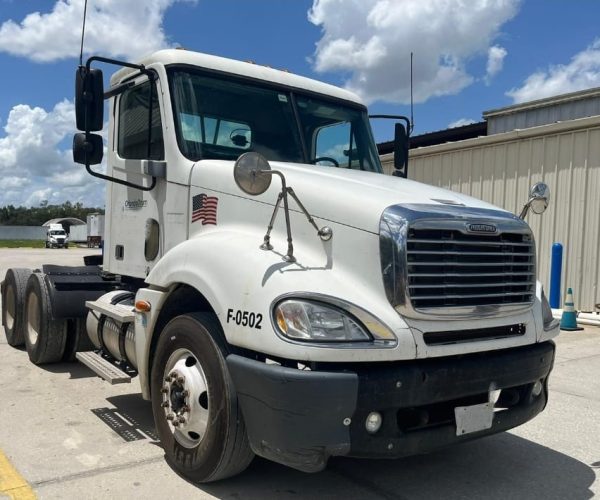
[257,169,333,263]
[519,198,532,219]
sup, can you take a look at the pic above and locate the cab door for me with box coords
[105,75,166,278]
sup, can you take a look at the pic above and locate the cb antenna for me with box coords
[410,51,414,134]
[79,0,89,66]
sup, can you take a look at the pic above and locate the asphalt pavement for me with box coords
[0,248,598,499]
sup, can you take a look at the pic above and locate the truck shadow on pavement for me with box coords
[39,360,98,380]
[90,394,159,443]
[199,432,595,500]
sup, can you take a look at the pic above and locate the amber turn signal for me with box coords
[135,300,151,312]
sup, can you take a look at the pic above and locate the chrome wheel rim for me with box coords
[161,348,210,448]
[26,291,40,346]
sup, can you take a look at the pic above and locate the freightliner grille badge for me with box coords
[466,223,497,234]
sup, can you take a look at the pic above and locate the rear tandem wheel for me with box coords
[2,268,33,347]
[23,272,68,365]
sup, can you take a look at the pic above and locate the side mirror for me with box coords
[393,122,409,178]
[75,67,104,131]
[519,182,550,219]
[73,133,104,165]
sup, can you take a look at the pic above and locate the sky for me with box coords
[0,0,599,207]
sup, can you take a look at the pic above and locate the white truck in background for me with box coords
[45,223,69,248]
[2,49,559,482]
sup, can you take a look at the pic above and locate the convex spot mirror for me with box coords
[73,133,103,165]
[529,182,550,214]
[234,152,272,195]
[75,67,104,131]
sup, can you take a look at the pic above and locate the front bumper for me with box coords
[227,341,555,472]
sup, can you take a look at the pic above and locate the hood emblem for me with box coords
[467,223,497,234]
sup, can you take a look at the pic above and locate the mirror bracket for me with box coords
[233,152,332,262]
[369,114,411,178]
[75,55,159,192]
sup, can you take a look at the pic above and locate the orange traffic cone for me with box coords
[560,288,583,331]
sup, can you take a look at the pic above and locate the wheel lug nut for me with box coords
[182,405,190,413]
[161,402,169,408]
[164,377,171,382]
[177,377,185,384]
[161,388,169,394]
[166,413,175,421]
[170,373,178,380]
[172,420,180,427]
[182,390,189,398]
[178,416,186,424]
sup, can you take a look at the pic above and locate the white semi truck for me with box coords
[2,49,558,482]
[45,223,69,248]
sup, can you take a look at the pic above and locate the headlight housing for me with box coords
[274,300,371,343]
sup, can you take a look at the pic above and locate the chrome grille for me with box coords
[407,228,535,310]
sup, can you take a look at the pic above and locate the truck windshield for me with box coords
[49,231,65,236]
[168,68,383,173]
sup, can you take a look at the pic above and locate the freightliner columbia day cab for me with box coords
[1,49,559,482]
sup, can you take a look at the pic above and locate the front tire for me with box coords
[2,268,32,347]
[151,313,254,482]
[24,273,68,364]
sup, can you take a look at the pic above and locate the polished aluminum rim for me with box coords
[161,348,209,449]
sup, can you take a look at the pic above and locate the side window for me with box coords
[118,81,164,160]
[315,121,352,168]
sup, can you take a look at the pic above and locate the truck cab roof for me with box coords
[110,49,363,106]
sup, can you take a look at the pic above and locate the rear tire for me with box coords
[24,273,68,365]
[2,268,33,347]
[151,313,254,483]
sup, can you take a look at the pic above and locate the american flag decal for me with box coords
[191,193,218,225]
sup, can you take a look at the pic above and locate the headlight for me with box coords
[274,300,371,342]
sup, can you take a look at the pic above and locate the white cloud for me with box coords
[507,39,600,103]
[485,45,507,84]
[448,118,477,128]
[0,100,105,207]
[0,0,194,63]
[308,0,520,104]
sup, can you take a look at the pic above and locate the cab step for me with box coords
[76,351,132,384]
[85,299,135,323]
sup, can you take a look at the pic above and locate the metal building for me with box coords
[380,88,600,311]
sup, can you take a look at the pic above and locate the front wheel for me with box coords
[151,313,254,483]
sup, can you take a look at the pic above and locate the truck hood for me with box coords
[191,160,510,233]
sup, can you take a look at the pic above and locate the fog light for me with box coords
[365,412,382,434]
[532,380,543,397]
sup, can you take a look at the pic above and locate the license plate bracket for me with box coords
[454,402,494,436]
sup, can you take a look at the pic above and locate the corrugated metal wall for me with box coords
[486,94,600,134]
[381,115,600,310]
